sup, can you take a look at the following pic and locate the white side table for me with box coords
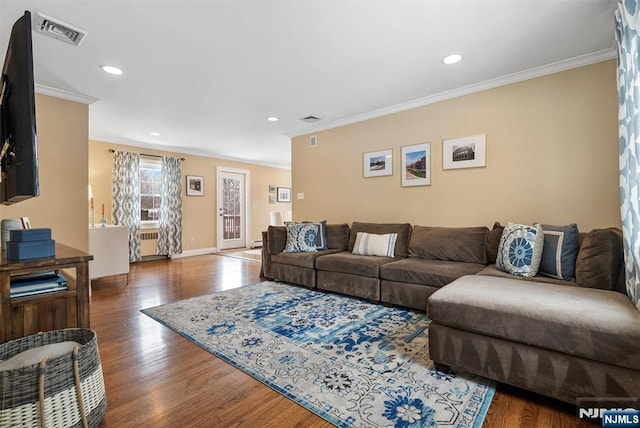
[89,225,129,282]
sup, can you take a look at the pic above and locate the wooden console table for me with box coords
[0,243,93,343]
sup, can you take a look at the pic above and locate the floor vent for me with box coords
[34,12,87,46]
[140,231,158,241]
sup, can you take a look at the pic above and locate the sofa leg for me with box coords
[433,362,452,373]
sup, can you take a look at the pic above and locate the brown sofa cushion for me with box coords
[268,224,349,256]
[381,258,485,288]
[271,249,344,269]
[427,275,640,371]
[326,223,350,251]
[267,226,287,255]
[575,228,624,291]
[485,222,504,264]
[315,252,393,278]
[348,222,412,258]
[477,265,578,287]
[409,226,489,264]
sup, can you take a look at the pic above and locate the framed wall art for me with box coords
[401,143,431,187]
[443,134,486,170]
[363,149,393,178]
[186,175,204,196]
[277,187,291,202]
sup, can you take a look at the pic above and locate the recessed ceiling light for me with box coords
[150,132,160,136]
[442,54,462,65]
[267,116,279,122]
[100,65,123,75]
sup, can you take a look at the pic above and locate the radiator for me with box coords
[140,231,158,241]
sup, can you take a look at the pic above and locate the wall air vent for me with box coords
[34,12,87,46]
[300,115,322,123]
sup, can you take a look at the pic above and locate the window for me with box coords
[140,157,161,225]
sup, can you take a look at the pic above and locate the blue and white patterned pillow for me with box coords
[283,223,318,253]
[538,224,579,281]
[496,222,544,277]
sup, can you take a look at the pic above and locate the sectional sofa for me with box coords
[261,221,640,406]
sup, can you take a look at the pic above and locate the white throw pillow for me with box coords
[352,232,398,257]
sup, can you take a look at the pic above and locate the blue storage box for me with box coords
[9,228,52,242]
[7,240,55,261]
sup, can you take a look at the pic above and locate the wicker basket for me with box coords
[0,329,106,428]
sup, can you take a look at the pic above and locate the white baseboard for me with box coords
[170,247,217,259]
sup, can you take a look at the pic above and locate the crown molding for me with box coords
[35,84,100,105]
[89,138,292,170]
[286,48,616,138]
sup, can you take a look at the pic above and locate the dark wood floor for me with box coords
[90,254,592,427]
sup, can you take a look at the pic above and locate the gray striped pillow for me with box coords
[352,232,398,257]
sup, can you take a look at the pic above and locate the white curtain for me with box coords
[112,151,141,262]
[156,156,183,256]
[616,0,640,311]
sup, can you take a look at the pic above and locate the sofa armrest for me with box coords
[261,231,272,278]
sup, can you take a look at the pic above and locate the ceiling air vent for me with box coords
[34,12,87,46]
[300,115,322,123]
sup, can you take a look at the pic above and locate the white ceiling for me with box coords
[0,1,617,169]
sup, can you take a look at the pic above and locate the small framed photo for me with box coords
[269,195,276,204]
[363,149,393,178]
[20,217,31,229]
[401,143,431,187]
[277,187,291,203]
[269,184,276,193]
[443,134,486,170]
[186,175,204,196]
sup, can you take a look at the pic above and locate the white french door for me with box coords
[217,167,250,250]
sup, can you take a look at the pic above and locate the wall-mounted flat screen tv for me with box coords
[0,10,39,205]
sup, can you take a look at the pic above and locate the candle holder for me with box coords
[100,215,107,227]
[90,207,95,228]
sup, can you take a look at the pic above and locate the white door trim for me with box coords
[216,166,251,250]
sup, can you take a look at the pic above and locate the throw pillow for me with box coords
[496,222,544,277]
[283,223,318,253]
[538,224,579,281]
[352,232,398,257]
[304,220,328,250]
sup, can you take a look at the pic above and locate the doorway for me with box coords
[217,167,250,251]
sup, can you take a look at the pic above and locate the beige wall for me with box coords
[291,60,620,232]
[88,140,290,254]
[0,94,89,252]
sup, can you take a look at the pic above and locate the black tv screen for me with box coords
[0,11,39,205]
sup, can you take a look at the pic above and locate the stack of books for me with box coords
[10,270,67,298]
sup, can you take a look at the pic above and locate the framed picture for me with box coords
[363,149,393,178]
[401,143,431,187]
[277,187,291,202]
[443,134,486,170]
[269,184,276,193]
[269,195,276,204]
[186,175,204,196]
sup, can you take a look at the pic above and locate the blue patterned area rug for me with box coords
[142,281,495,427]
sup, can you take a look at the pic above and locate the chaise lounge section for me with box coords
[261,221,640,405]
